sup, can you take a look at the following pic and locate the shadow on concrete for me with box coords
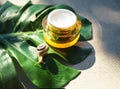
[72,41,96,70]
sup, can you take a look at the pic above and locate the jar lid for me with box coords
[47,9,77,28]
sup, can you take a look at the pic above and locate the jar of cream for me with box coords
[43,9,82,48]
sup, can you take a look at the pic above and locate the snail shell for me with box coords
[37,43,48,64]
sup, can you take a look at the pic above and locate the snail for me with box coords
[37,43,48,64]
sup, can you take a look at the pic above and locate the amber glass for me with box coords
[42,9,82,48]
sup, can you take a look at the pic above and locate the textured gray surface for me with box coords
[0,0,120,89]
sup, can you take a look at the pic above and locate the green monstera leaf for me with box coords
[0,1,92,88]
[0,45,16,89]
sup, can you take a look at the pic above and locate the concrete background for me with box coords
[0,0,120,89]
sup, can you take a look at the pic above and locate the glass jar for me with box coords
[43,9,82,48]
